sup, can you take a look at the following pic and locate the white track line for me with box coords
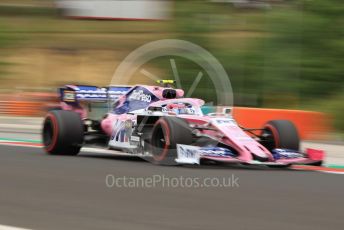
[0,224,33,230]
[0,124,39,130]
[320,171,344,175]
[1,140,344,173]
[0,140,133,156]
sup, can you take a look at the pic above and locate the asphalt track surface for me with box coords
[0,145,343,230]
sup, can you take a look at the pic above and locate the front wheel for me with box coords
[149,117,193,165]
[261,120,300,151]
[42,110,84,155]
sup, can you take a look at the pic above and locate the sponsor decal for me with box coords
[162,105,196,115]
[199,147,235,157]
[213,118,236,126]
[128,89,152,103]
[176,144,200,164]
[108,86,131,100]
[108,90,129,99]
[113,86,158,114]
[176,145,235,164]
[272,149,304,160]
[63,86,130,101]
[110,120,128,143]
[76,88,107,99]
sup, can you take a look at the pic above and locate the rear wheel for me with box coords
[42,110,84,155]
[261,120,300,151]
[149,117,192,165]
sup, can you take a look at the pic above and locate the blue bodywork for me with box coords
[199,147,236,157]
[59,85,131,104]
[272,149,304,160]
[113,86,159,114]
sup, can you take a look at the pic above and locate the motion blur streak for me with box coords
[0,0,342,138]
[0,1,343,230]
[0,145,343,230]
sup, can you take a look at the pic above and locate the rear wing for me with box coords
[59,85,132,103]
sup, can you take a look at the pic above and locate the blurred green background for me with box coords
[0,0,343,133]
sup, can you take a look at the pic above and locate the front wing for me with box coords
[175,144,325,166]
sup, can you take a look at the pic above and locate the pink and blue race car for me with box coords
[42,80,324,167]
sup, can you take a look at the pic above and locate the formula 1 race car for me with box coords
[42,80,324,167]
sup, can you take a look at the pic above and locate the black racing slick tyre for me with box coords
[42,110,84,155]
[150,117,192,165]
[262,120,300,151]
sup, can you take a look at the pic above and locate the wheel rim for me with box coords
[261,128,276,151]
[151,121,170,162]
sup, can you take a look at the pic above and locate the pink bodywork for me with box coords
[60,102,88,119]
[184,116,324,164]
[178,115,274,162]
[63,84,324,165]
[101,85,192,136]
